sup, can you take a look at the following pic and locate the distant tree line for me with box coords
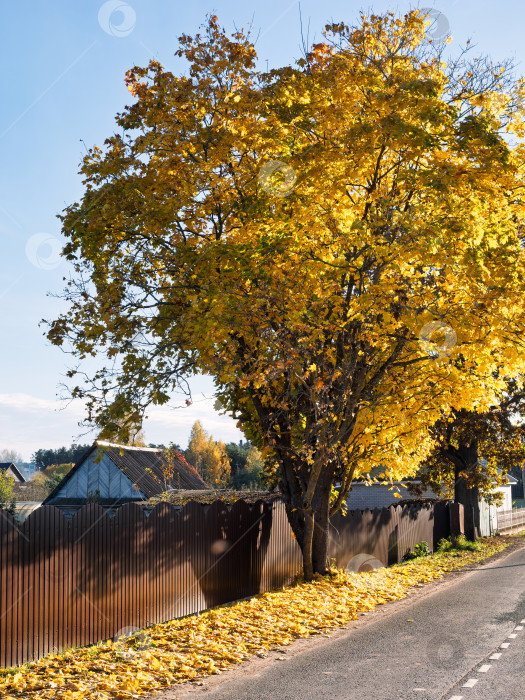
[31,444,91,471]
[0,448,24,464]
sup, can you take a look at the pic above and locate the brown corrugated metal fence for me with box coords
[0,499,443,668]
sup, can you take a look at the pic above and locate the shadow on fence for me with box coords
[0,499,452,667]
[329,503,438,570]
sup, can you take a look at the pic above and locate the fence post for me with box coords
[449,503,464,537]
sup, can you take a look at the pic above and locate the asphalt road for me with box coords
[157,542,525,700]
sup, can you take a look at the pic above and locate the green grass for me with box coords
[436,534,480,552]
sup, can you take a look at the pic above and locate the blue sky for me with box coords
[0,0,523,460]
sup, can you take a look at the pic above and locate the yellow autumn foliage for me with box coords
[48,9,525,575]
[186,420,231,486]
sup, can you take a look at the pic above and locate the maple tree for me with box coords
[409,379,525,538]
[96,396,147,446]
[48,11,525,576]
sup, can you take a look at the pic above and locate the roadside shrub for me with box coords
[402,541,431,561]
[437,534,480,552]
[415,542,431,557]
[0,471,16,516]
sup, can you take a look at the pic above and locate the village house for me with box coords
[42,441,208,517]
[0,463,26,484]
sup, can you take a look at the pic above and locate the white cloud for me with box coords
[0,392,244,461]
[0,392,81,414]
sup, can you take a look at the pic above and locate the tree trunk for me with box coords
[454,441,480,540]
[302,510,315,579]
[283,487,333,578]
[311,477,331,575]
[279,457,336,578]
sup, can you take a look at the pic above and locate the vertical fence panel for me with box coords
[149,503,172,626]
[8,516,18,667]
[101,507,111,643]
[70,509,79,654]
[170,507,179,621]
[14,513,23,666]
[48,508,57,656]
[0,513,16,667]
[0,513,6,668]
[18,514,32,659]
[159,503,170,625]
[41,508,52,660]
[136,504,146,630]
[112,504,131,637]
[146,505,156,627]
[23,514,33,664]
[73,507,86,649]
[130,505,138,632]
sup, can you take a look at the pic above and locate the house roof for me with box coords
[0,463,26,483]
[43,441,208,504]
[354,465,521,487]
[352,466,420,484]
